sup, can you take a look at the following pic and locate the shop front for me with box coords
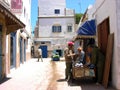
[0,3,25,80]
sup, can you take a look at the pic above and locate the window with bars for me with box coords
[54,9,60,14]
[67,25,72,32]
[52,26,62,33]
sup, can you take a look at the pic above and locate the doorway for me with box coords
[98,18,110,55]
[39,45,48,58]
[19,37,23,63]
[24,39,26,61]
[56,49,62,57]
[10,32,16,68]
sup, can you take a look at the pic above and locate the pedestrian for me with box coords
[31,46,34,57]
[64,41,75,81]
[37,48,43,62]
[87,44,105,84]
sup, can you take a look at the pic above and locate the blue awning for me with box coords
[77,19,96,36]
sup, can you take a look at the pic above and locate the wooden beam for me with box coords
[6,24,23,34]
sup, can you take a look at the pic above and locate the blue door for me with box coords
[24,40,26,61]
[10,32,16,68]
[19,37,23,63]
[40,46,47,58]
[0,25,2,80]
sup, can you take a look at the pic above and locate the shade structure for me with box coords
[0,3,25,35]
[77,19,96,36]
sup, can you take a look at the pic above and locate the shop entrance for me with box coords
[56,49,62,57]
[24,40,26,61]
[10,32,16,68]
[20,37,23,63]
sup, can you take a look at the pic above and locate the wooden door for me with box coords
[102,33,114,88]
[98,18,110,55]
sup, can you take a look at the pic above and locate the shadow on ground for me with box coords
[67,78,114,90]
[0,77,11,84]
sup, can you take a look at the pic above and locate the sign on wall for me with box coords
[11,0,23,13]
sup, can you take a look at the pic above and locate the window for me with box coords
[67,25,72,32]
[54,9,60,14]
[52,26,62,33]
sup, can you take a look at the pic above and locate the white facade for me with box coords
[88,0,120,89]
[38,0,66,16]
[35,0,75,57]
[22,0,32,53]
[14,0,32,60]
[6,0,32,65]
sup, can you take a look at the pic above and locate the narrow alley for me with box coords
[0,58,114,90]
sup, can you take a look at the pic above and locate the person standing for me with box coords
[87,44,105,84]
[37,48,43,62]
[64,41,75,81]
[76,47,85,64]
[31,46,34,57]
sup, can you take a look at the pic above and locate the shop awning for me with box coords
[0,3,25,35]
[77,19,96,36]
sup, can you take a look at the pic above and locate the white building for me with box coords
[18,0,32,60]
[5,0,32,75]
[86,0,120,89]
[34,0,75,57]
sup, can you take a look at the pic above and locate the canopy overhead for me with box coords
[0,3,25,35]
[77,19,96,36]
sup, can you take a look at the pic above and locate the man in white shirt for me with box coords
[37,48,43,62]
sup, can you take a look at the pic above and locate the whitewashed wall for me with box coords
[39,17,75,37]
[14,0,32,54]
[38,0,66,16]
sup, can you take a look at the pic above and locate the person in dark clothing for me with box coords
[87,45,105,84]
[31,46,34,57]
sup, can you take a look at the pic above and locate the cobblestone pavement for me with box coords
[0,58,115,90]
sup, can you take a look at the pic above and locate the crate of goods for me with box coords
[85,68,95,77]
[72,66,95,78]
[72,66,84,78]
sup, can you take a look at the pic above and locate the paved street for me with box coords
[0,58,115,90]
